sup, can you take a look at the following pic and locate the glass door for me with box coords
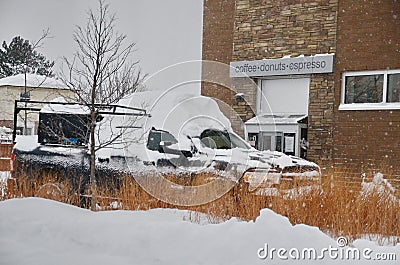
[260,132,283,152]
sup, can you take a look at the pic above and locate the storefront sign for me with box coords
[284,136,295,153]
[230,54,334,77]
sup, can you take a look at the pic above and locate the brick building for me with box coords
[201,0,400,175]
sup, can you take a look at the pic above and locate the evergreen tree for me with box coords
[0,36,54,78]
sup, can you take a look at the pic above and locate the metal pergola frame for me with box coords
[13,100,151,143]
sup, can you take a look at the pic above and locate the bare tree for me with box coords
[60,0,144,210]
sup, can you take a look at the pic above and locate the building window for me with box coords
[340,70,400,110]
[344,74,383,103]
[387,73,400,103]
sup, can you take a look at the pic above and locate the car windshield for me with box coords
[199,129,251,150]
[229,132,251,149]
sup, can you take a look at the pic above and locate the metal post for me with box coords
[24,71,27,135]
[13,100,18,144]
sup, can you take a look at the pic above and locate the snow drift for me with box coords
[0,198,398,265]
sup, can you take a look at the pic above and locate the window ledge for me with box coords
[339,103,400,111]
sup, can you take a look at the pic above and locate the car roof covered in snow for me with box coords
[119,88,232,137]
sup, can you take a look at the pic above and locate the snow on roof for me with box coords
[120,88,232,137]
[13,135,40,152]
[0,74,67,89]
[40,97,90,115]
[245,113,307,125]
[0,126,12,133]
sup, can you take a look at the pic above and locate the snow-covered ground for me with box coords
[0,198,398,265]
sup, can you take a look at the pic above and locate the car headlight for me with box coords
[243,168,281,185]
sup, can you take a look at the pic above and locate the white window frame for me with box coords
[339,69,400,110]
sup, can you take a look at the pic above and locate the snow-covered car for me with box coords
[143,127,321,192]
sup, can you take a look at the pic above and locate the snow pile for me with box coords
[0,198,398,265]
[13,135,40,152]
[0,74,66,89]
[361,173,399,204]
[40,97,90,115]
[362,173,396,194]
[124,87,231,137]
[246,113,308,125]
[0,171,11,196]
[0,171,10,183]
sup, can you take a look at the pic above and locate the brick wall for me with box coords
[201,0,241,133]
[0,144,12,171]
[308,75,335,162]
[334,0,400,174]
[231,0,338,163]
[233,0,338,60]
[0,120,13,129]
[201,0,235,105]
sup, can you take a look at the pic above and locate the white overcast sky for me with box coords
[0,0,203,91]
